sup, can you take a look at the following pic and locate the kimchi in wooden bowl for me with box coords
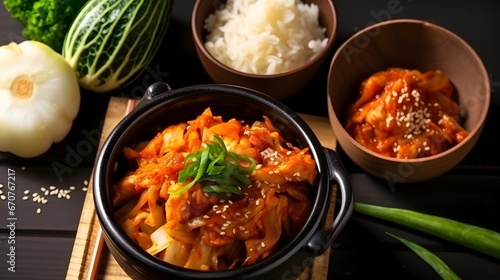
[93,82,353,279]
[327,19,490,183]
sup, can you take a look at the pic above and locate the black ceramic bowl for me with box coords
[93,83,353,280]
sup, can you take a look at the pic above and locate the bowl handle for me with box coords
[305,148,354,256]
[143,82,172,100]
[133,82,173,110]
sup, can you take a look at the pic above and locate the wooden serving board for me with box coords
[66,97,338,280]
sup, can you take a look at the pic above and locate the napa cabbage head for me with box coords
[62,0,173,94]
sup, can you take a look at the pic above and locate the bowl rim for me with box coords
[327,18,491,164]
[191,0,338,78]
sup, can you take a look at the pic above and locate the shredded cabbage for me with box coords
[113,108,317,270]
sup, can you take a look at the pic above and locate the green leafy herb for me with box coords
[4,0,88,52]
[170,135,256,198]
[386,232,461,280]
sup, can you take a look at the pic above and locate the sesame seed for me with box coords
[203,215,210,219]
[220,231,226,235]
[256,200,260,206]
[221,215,227,219]
[1,195,5,200]
[24,190,30,195]
[385,95,391,104]
[36,208,41,214]
[22,196,29,200]
[398,95,405,104]
[261,242,266,248]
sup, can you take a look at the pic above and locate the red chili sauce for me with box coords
[345,68,469,159]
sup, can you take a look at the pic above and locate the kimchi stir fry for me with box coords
[345,68,469,159]
[112,108,317,270]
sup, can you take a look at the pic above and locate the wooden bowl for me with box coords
[191,0,337,100]
[327,19,490,183]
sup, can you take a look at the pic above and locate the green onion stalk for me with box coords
[354,202,500,260]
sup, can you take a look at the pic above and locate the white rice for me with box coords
[204,0,328,75]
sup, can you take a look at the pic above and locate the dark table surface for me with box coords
[0,1,499,279]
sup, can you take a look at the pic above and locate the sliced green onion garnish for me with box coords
[170,135,256,197]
